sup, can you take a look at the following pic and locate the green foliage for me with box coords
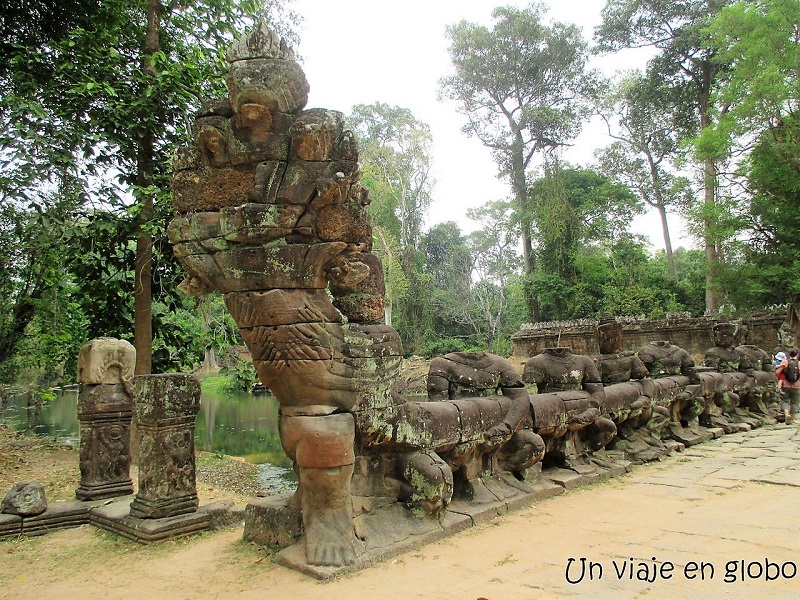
[347,102,434,351]
[440,3,595,168]
[717,116,800,307]
[596,72,695,278]
[526,162,644,320]
[596,0,732,312]
[440,3,596,319]
[0,2,296,381]
[420,337,468,359]
[703,0,800,133]
[219,359,259,393]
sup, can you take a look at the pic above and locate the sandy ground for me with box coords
[2,425,800,600]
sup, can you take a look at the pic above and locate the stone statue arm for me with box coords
[703,350,721,370]
[630,355,650,380]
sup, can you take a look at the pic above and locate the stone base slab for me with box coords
[275,504,472,580]
[23,500,91,536]
[273,471,564,580]
[76,480,134,501]
[0,501,91,539]
[129,493,199,520]
[0,498,241,543]
[91,501,211,544]
[0,513,21,538]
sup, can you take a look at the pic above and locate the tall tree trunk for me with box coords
[511,138,539,322]
[133,0,161,375]
[657,203,676,279]
[384,300,392,328]
[702,155,721,314]
[645,149,676,279]
[698,67,722,314]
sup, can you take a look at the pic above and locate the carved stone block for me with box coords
[75,338,135,501]
[76,383,134,500]
[130,374,201,519]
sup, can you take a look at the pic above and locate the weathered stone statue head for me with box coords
[596,312,623,356]
[169,22,399,568]
[712,318,737,349]
[169,23,546,574]
[77,337,135,385]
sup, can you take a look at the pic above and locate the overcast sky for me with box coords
[288,0,691,250]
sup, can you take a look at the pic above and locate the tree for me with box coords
[527,162,642,319]
[0,197,84,378]
[347,103,434,350]
[439,3,596,320]
[702,0,799,138]
[0,1,298,376]
[724,116,800,307]
[596,73,693,278]
[697,0,800,306]
[0,1,104,77]
[464,201,521,352]
[595,0,731,312]
[347,103,433,263]
[421,222,474,354]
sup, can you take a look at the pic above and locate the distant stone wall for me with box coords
[511,308,792,361]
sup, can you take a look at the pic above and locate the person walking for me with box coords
[775,351,787,392]
[776,349,800,424]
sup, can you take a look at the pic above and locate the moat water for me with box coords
[0,386,296,491]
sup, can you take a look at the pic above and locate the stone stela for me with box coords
[129,374,201,519]
[75,337,136,501]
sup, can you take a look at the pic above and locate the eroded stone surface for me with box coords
[1,482,47,516]
[130,374,201,519]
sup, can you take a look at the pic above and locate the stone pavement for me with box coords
[3,423,799,600]
[312,423,800,600]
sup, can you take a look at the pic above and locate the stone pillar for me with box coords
[130,374,201,519]
[76,337,136,501]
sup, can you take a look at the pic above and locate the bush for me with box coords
[420,337,486,359]
[218,358,259,392]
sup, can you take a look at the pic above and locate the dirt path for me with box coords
[2,425,800,599]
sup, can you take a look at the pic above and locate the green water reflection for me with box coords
[196,389,291,468]
[0,389,80,445]
[0,388,290,469]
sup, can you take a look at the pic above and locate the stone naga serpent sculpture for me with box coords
[169,24,543,567]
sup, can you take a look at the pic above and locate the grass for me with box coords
[495,552,517,566]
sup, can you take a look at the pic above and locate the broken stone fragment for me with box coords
[1,482,47,516]
[77,337,136,385]
[290,109,346,162]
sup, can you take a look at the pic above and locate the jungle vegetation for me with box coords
[1,0,797,386]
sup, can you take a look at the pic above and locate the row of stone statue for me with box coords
[514,314,781,467]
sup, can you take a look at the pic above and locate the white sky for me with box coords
[289,0,692,250]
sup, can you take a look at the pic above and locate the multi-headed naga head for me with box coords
[169,22,384,324]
